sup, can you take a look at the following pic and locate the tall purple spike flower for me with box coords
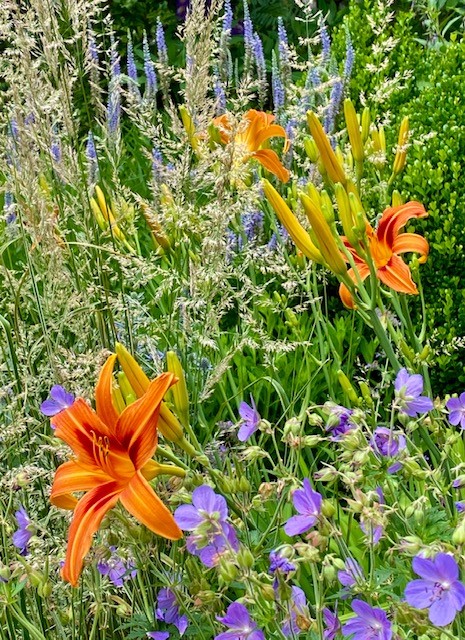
[324,79,344,134]
[272,51,285,114]
[241,211,264,245]
[126,33,140,99]
[252,33,266,87]
[51,125,61,163]
[284,478,322,536]
[215,602,265,640]
[213,73,226,114]
[4,192,16,225]
[277,17,289,67]
[156,18,168,64]
[222,0,233,34]
[143,32,158,97]
[394,368,433,417]
[86,131,98,182]
[88,31,99,64]
[405,553,465,626]
[344,28,355,82]
[342,600,392,639]
[107,35,121,134]
[174,485,238,567]
[243,0,254,59]
[156,588,188,636]
[320,20,331,62]
[13,507,33,556]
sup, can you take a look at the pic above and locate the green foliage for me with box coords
[399,37,465,390]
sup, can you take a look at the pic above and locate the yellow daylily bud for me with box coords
[344,100,364,163]
[334,183,357,245]
[391,190,403,207]
[307,111,346,185]
[112,383,126,415]
[115,342,150,397]
[306,183,321,208]
[358,381,374,406]
[320,190,335,224]
[335,146,345,169]
[38,174,51,196]
[300,193,347,276]
[166,351,189,427]
[361,107,371,143]
[304,137,319,163]
[142,459,186,480]
[379,125,386,153]
[392,116,409,176]
[90,197,107,230]
[92,187,129,244]
[116,372,137,406]
[337,370,361,406]
[159,404,185,442]
[179,105,199,150]
[140,202,171,250]
[263,180,324,264]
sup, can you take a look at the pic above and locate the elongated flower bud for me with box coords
[179,105,198,150]
[307,111,346,185]
[361,107,371,143]
[392,116,409,176]
[320,190,335,224]
[300,193,347,276]
[116,371,137,405]
[334,183,357,245]
[91,186,127,243]
[304,137,319,163]
[391,190,403,207]
[263,180,324,264]
[337,370,361,406]
[140,201,171,250]
[344,99,364,165]
[306,183,321,207]
[166,351,189,427]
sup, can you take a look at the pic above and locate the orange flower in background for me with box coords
[50,355,182,586]
[339,201,429,308]
[213,109,290,182]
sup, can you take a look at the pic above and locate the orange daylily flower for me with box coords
[213,109,290,182]
[339,201,429,308]
[50,355,182,586]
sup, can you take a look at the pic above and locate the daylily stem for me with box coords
[156,445,190,470]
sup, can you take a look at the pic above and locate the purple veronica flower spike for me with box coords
[40,385,74,416]
[338,558,364,588]
[13,506,33,556]
[394,368,433,417]
[282,586,310,637]
[215,602,265,640]
[323,607,341,640]
[174,485,238,567]
[284,478,322,536]
[156,588,188,636]
[238,395,260,441]
[342,599,392,640]
[371,427,406,457]
[404,553,465,626]
[147,633,170,640]
[446,393,465,429]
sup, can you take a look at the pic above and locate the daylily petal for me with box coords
[253,149,290,182]
[339,264,371,308]
[254,123,288,149]
[62,481,123,586]
[95,354,120,428]
[117,373,176,469]
[377,254,418,294]
[119,470,182,540]
[392,232,429,263]
[377,201,427,249]
[51,460,113,509]
[52,399,113,468]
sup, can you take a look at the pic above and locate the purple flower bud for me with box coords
[243,0,254,57]
[143,32,158,97]
[272,51,285,113]
[13,506,33,556]
[324,79,344,134]
[344,29,355,82]
[320,20,331,62]
[277,17,289,67]
[156,19,168,64]
[222,0,233,33]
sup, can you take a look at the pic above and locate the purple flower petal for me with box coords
[284,514,316,536]
[174,504,204,530]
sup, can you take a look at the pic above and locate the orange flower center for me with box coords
[369,237,392,269]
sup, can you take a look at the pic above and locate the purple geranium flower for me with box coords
[238,395,260,441]
[97,547,137,587]
[342,599,392,640]
[174,485,238,567]
[323,607,341,640]
[326,405,354,440]
[394,368,433,417]
[338,558,365,588]
[371,427,406,457]
[12,506,33,556]
[456,501,465,513]
[215,602,265,640]
[282,586,310,637]
[446,393,465,429]
[147,633,170,640]
[284,478,322,536]
[404,553,465,626]
[269,550,296,575]
[40,385,74,417]
[156,588,188,636]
